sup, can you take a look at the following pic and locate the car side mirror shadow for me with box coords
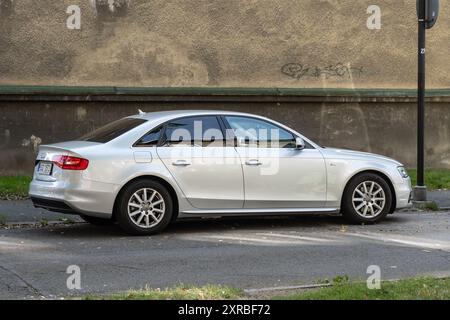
[203,136,216,143]
[165,136,184,146]
[295,137,306,150]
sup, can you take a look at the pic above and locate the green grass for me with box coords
[408,169,450,190]
[85,284,243,300]
[0,176,32,200]
[84,278,450,300]
[274,277,450,300]
[424,201,440,211]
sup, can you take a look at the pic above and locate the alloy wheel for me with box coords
[127,188,166,228]
[352,181,386,218]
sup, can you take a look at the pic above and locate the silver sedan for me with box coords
[29,110,412,235]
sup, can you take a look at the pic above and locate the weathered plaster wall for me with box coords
[0,0,449,88]
[1,1,449,174]
[1,100,449,174]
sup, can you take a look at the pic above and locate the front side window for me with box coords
[162,116,224,147]
[224,116,296,148]
[79,118,147,143]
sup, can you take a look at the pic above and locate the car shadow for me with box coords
[25,213,406,239]
[168,213,405,234]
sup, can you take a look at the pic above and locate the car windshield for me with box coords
[78,118,147,143]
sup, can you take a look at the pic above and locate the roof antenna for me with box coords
[138,109,146,115]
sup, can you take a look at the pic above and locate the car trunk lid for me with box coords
[34,141,100,181]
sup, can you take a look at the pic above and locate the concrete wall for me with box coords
[1,1,450,174]
[1,97,449,175]
[0,0,449,88]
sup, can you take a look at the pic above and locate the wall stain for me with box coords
[319,104,372,153]
[69,25,209,86]
[0,129,10,149]
[76,106,87,121]
[190,45,221,86]
[0,0,13,17]
[90,0,130,20]
[281,63,364,80]
[21,135,42,153]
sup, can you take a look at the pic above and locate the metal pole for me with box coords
[414,0,427,201]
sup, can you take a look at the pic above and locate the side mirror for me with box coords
[295,137,305,150]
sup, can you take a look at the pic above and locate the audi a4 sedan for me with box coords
[29,110,412,235]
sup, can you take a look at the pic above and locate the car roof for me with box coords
[125,109,320,149]
[128,110,260,121]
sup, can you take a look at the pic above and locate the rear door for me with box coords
[156,116,244,209]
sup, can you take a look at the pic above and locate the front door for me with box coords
[223,115,327,209]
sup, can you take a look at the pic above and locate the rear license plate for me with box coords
[37,162,53,175]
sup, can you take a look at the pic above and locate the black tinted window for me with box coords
[162,116,224,147]
[225,116,296,148]
[135,127,162,147]
[79,118,147,143]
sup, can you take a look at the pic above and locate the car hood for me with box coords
[320,147,402,166]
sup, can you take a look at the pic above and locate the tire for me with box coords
[341,173,393,224]
[80,215,115,226]
[116,179,173,235]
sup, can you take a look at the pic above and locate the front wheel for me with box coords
[116,179,173,235]
[341,173,393,224]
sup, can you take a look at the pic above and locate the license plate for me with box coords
[37,162,53,175]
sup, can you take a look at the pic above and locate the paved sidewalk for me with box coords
[0,190,448,224]
[428,190,450,209]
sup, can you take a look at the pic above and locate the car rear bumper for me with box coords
[29,177,118,218]
[31,196,78,214]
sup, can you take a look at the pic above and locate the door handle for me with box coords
[172,160,191,167]
[245,159,263,166]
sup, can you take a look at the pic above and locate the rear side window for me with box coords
[162,116,224,147]
[135,127,163,147]
[79,118,147,143]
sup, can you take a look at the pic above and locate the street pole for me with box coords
[414,0,427,201]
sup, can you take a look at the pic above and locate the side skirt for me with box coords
[179,208,340,218]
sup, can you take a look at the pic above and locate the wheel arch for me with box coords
[341,170,397,213]
[112,175,180,221]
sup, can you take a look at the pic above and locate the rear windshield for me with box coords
[79,118,147,143]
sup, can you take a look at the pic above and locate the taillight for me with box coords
[52,155,89,170]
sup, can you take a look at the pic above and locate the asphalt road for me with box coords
[1,211,450,299]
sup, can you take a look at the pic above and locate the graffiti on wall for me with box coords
[281,63,364,80]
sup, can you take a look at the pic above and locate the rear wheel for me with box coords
[341,173,393,224]
[116,179,173,235]
[80,215,114,226]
